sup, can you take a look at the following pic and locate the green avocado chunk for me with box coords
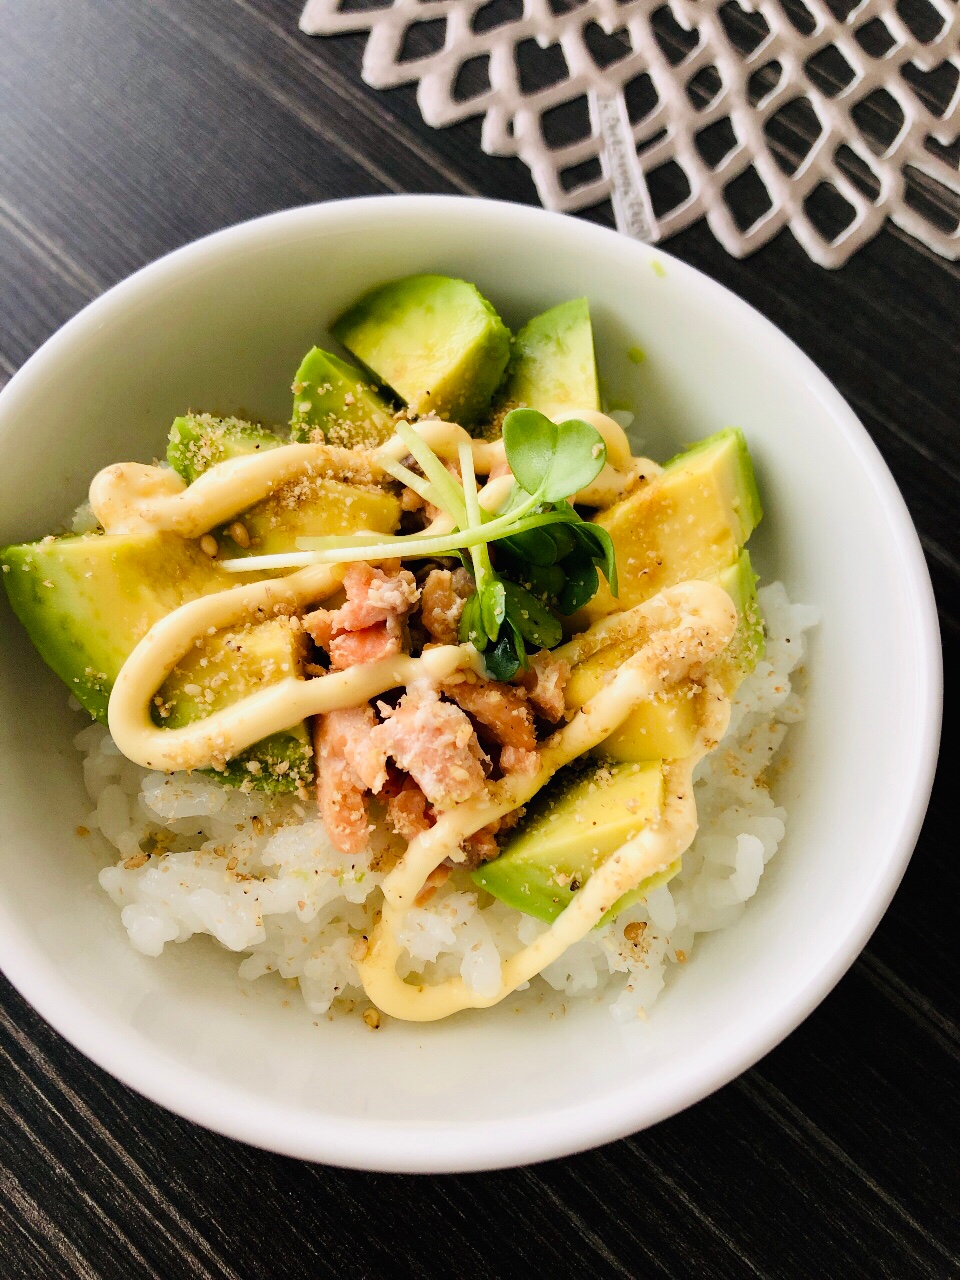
[0,532,312,790]
[712,551,765,693]
[332,275,511,425]
[218,477,401,559]
[157,616,313,791]
[162,412,403,559]
[290,347,396,447]
[167,414,284,484]
[502,298,600,415]
[474,426,766,915]
[472,760,671,924]
[564,550,764,763]
[577,427,763,625]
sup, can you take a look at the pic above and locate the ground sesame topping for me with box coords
[227,520,251,548]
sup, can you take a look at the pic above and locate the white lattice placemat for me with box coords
[300,0,960,266]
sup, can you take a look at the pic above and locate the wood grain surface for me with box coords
[1,1,958,1276]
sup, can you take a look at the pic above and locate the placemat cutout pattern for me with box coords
[301,0,959,265]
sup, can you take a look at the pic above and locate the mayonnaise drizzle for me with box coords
[90,412,648,539]
[93,407,722,1021]
[360,701,727,1022]
[90,446,387,538]
[358,581,736,1021]
[107,558,487,772]
[105,470,512,772]
[563,408,656,506]
[99,409,645,773]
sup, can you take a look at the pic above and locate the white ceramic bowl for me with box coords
[0,197,941,1172]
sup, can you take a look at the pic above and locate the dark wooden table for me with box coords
[1,2,958,1276]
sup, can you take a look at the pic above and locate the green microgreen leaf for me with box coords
[521,562,566,599]
[507,618,529,670]
[572,522,619,596]
[502,409,558,497]
[232,506,580,574]
[459,442,503,643]
[498,526,558,567]
[480,579,506,641]
[380,457,442,510]
[550,498,580,521]
[493,539,563,600]
[502,581,563,649]
[485,632,521,682]
[557,550,599,615]
[227,416,618,637]
[458,593,487,650]
[541,419,608,503]
[545,522,577,561]
[275,507,563,570]
[458,441,482,531]
[502,410,607,504]
[394,419,467,527]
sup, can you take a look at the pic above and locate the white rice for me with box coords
[85,583,817,1021]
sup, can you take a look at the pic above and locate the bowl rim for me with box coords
[0,194,942,1173]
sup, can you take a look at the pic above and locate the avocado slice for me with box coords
[161,413,403,558]
[472,760,671,924]
[290,347,396,447]
[710,551,765,695]
[577,427,762,625]
[469,553,763,917]
[160,618,313,792]
[167,414,284,484]
[0,532,312,790]
[564,551,764,762]
[218,476,401,558]
[471,432,765,922]
[565,657,701,762]
[502,298,600,415]
[2,532,239,720]
[332,275,511,425]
